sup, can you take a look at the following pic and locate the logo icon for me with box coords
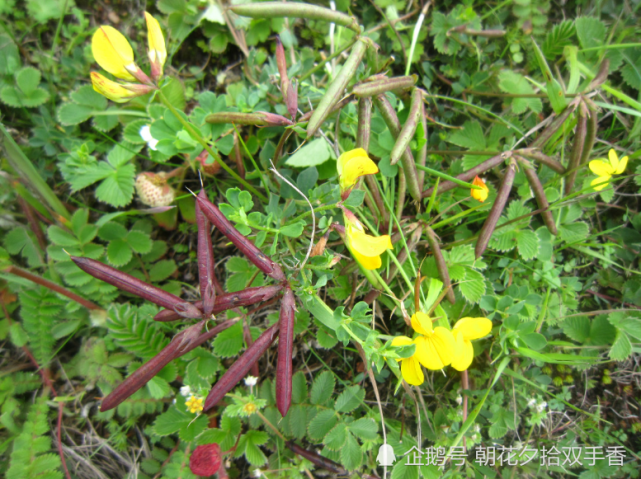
[377,443,396,466]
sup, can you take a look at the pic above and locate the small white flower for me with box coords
[455,395,463,405]
[527,398,537,408]
[536,401,547,413]
[253,469,262,478]
[139,125,159,151]
[244,376,258,387]
[180,385,191,397]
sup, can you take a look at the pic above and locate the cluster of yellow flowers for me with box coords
[90,12,166,102]
[392,313,492,385]
[185,395,204,414]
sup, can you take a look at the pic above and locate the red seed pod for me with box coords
[196,199,216,317]
[475,162,516,259]
[195,190,286,281]
[204,322,280,411]
[286,441,347,474]
[174,302,205,319]
[424,227,455,304]
[189,443,222,477]
[243,321,260,378]
[276,287,296,417]
[154,284,284,322]
[564,107,587,196]
[71,256,183,310]
[517,148,566,174]
[100,320,236,411]
[517,157,557,235]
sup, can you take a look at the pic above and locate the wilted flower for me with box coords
[186,395,204,414]
[450,317,492,371]
[337,148,378,200]
[589,148,628,191]
[471,176,489,202]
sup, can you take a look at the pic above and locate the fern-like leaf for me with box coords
[542,20,576,59]
[19,287,65,368]
[107,303,169,360]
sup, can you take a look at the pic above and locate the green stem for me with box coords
[299,38,357,82]
[415,164,483,190]
[157,91,267,202]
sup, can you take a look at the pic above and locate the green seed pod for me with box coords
[352,75,417,98]
[425,226,455,304]
[564,106,587,196]
[517,148,566,174]
[307,38,368,138]
[230,2,361,33]
[356,97,372,150]
[579,106,598,165]
[517,157,557,235]
[475,162,516,259]
[390,88,422,166]
[206,111,293,126]
[530,103,577,149]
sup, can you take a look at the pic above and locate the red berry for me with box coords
[189,443,222,477]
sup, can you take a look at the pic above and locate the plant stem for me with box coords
[157,91,267,202]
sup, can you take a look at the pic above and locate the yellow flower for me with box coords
[343,212,392,270]
[589,149,628,191]
[90,72,154,103]
[186,395,204,414]
[144,12,167,81]
[391,336,424,385]
[92,26,139,82]
[450,317,492,371]
[410,312,457,370]
[471,176,489,203]
[337,148,378,199]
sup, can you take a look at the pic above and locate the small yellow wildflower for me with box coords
[410,312,457,370]
[90,72,154,103]
[450,317,492,371]
[186,395,204,414]
[337,148,378,199]
[471,176,489,203]
[144,12,167,81]
[589,149,628,191]
[391,336,424,386]
[342,210,392,270]
[242,402,258,415]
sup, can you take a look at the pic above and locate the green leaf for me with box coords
[530,38,567,113]
[285,404,307,439]
[575,17,605,51]
[323,422,347,451]
[4,227,43,267]
[459,268,486,304]
[609,330,632,361]
[347,418,378,440]
[147,376,171,399]
[280,221,305,238]
[310,371,335,405]
[340,432,362,470]
[127,230,153,254]
[71,85,108,109]
[1,84,49,108]
[498,70,543,114]
[148,260,177,282]
[57,103,94,126]
[51,319,82,339]
[562,316,590,343]
[107,143,141,168]
[516,229,539,260]
[123,120,150,144]
[107,239,132,267]
[285,138,335,167]
[153,405,193,436]
[521,332,547,350]
[95,163,136,207]
[334,385,364,413]
[291,371,308,403]
[559,222,589,243]
[0,33,21,75]
[448,121,486,150]
[238,430,268,466]
[47,225,79,247]
[10,322,29,347]
[307,409,338,441]
[391,462,419,479]
[589,316,616,346]
[213,321,244,357]
[16,66,40,94]
[542,20,576,59]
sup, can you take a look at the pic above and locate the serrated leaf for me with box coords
[240,430,268,466]
[589,316,616,346]
[147,376,171,399]
[153,406,192,436]
[4,227,43,267]
[391,462,419,479]
[92,108,120,132]
[498,70,542,114]
[148,259,177,282]
[179,414,208,442]
[47,225,79,247]
[334,385,364,413]
[459,268,486,304]
[340,432,362,470]
[213,321,244,358]
[16,66,40,94]
[127,230,153,254]
[543,20,576,59]
[107,143,141,168]
[123,119,150,144]
[323,422,347,451]
[575,17,605,51]
[448,121,486,150]
[285,404,307,439]
[559,222,589,244]
[516,229,539,260]
[347,418,378,440]
[562,316,590,343]
[310,371,335,405]
[1,84,49,108]
[71,85,107,109]
[490,230,517,252]
[307,409,338,441]
[291,371,308,403]
[95,164,136,207]
[609,330,632,361]
[57,103,94,125]
[107,239,132,267]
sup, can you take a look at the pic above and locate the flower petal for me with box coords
[452,317,492,341]
[614,155,628,175]
[401,356,424,385]
[145,12,167,78]
[348,225,392,257]
[338,149,378,190]
[415,328,455,370]
[471,176,489,203]
[92,26,137,81]
[351,247,381,270]
[591,176,610,191]
[90,72,137,103]
[450,334,474,371]
[589,159,614,177]
[410,312,433,336]
[608,149,619,172]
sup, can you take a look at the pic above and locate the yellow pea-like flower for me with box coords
[343,213,392,270]
[589,149,628,191]
[91,26,138,82]
[471,175,489,203]
[90,72,154,103]
[391,336,424,386]
[410,312,456,370]
[337,148,379,199]
[450,317,492,371]
[144,12,167,81]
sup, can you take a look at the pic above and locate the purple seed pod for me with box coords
[196,190,286,281]
[286,441,347,474]
[100,319,237,411]
[475,162,516,259]
[154,284,284,322]
[71,256,184,310]
[517,148,566,174]
[242,321,260,378]
[175,302,205,319]
[204,112,293,126]
[276,287,296,417]
[424,227,455,304]
[196,200,216,317]
[422,152,510,198]
[564,107,587,196]
[204,322,280,411]
[516,157,557,235]
[579,106,598,166]
[530,104,577,149]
